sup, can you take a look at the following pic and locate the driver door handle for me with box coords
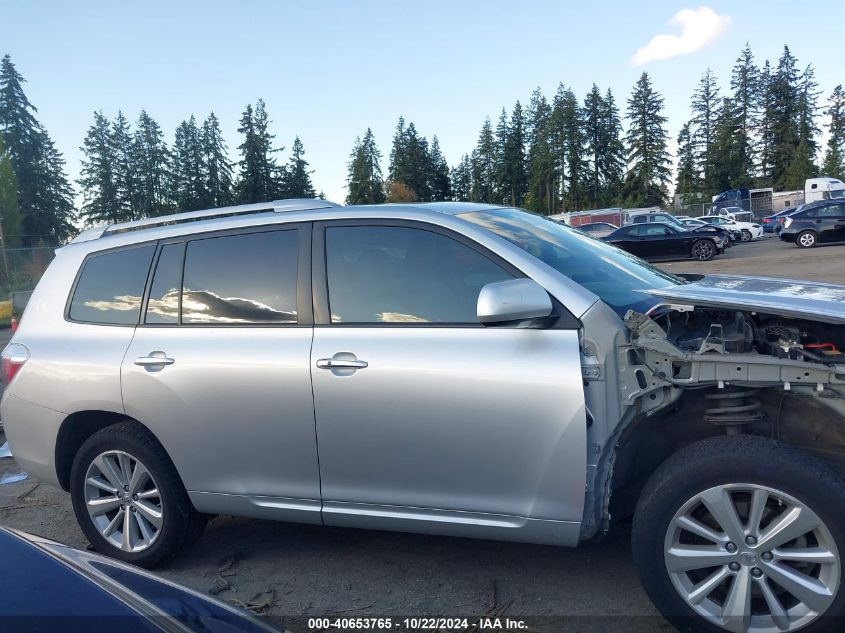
[316,358,368,370]
[134,354,175,367]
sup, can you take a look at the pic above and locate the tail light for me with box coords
[1,343,29,388]
[762,218,771,224]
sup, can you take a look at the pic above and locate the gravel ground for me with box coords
[1,233,843,633]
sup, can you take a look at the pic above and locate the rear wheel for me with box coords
[692,240,716,261]
[70,421,207,568]
[797,231,817,248]
[633,435,845,633]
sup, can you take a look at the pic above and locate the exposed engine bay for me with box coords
[653,307,845,365]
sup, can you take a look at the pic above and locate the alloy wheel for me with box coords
[798,233,816,248]
[741,230,752,242]
[665,483,840,633]
[84,450,163,552]
[693,241,714,260]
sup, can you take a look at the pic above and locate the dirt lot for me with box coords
[1,234,843,632]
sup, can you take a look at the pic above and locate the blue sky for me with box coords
[3,1,844,205]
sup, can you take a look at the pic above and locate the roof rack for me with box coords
[71,199,341,243]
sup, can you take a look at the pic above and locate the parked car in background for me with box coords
[0,527,275,632]
[698,215,763,241]
[602,222,724,260]
[780,199,845,248]
[576,222,618,238]
[707,206,756,223]
[761,207,796,233]
[626,211,688,229]
[679,218,735,245]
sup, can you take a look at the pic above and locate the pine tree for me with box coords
[78,111,121,224]
[757,60,776,183]
[451,154,473,202]
[710,97,743,193]
[730,44,759,186]
[550,84,585,210]
[133,110,171,217]
[524,88,556,214]
[622,72,671,207]
[599,88,625,205]
[795,64,821,170]
[822,85,845,179]
[235,100,280,203]
[0,54,75,244]
[0,134,22,247]
[112,111,142,220]
[470,118,496,203]
[690,69,721,194]
[200,112,233,208]
[493,107,510,202]
[403,123,431,201]
[171,115,205,211]
[674,122,699,203]
[496,102,527,206]
[281,136,315,198]
[427,135,452,201]
[388,116,407,185]
[769,47,802,188]
[346,128,385,204]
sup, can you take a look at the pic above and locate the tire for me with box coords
[70,421,207,568]
[632,435,845,633]
[692,240,716,261]
[741,229,752,242]
[797,231,817,248]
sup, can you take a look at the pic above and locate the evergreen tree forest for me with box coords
[2,42,844,247]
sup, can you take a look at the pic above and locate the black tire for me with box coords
[691,239,716,261]
[70,421,207,568]
[796,230,817,248]
[741,229,752,242]
[632,435,845,633]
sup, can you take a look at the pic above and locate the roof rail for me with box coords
[69,199,341,243]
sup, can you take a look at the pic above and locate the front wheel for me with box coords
[692,240,716,261]
[741,229,752,242]
[633,435,845,633]
[70,421,207,568]
[797,231,817,248]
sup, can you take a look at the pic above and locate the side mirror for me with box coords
[477,279,553,325]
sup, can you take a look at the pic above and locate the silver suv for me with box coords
[4,199,845,633]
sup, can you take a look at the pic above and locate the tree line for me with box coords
[2,44,845,248]
[349,43,845,212]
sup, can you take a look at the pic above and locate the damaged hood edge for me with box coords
[643,274,845,325]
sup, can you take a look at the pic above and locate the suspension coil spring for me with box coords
[704,388,765,434]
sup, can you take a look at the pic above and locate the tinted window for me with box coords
[182,230,298,324]
[145,243,183,324]
[326,226,513,324]
[642,225,674,236]
[69,245,155,325]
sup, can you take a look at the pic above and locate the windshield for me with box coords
[458,208,682,316]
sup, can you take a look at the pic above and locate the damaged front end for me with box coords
[581,274,845,540]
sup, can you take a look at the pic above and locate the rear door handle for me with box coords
[316,358,368,369]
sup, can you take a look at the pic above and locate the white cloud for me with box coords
[631,6,732,66]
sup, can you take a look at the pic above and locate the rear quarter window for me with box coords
[68,245,156,325]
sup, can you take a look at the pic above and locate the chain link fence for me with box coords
[0,246,57,317]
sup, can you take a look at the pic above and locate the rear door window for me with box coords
[181,230,299,324]
[69,245,156,325]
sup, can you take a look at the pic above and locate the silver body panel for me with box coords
[122,327,321,503]
[645,274,845,324]
[311,327,587,523]
[0,203,596,547]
